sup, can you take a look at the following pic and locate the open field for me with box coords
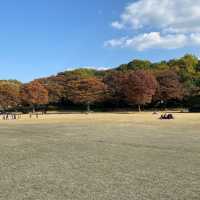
[0,113,200,199]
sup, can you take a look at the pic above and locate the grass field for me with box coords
[0,113,200,200]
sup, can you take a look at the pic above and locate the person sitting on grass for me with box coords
[167,114,174,119]
[159,114,165,120]
[159,113,174,120]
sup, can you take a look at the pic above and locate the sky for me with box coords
[1,0,200,82]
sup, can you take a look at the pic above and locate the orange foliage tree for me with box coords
[37,75,67,104]
[67,77,107,112]
[20,81,49,112]
[0,81,21,110]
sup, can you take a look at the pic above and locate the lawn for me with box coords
[0,113,200,200]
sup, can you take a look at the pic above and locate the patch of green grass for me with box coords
[0,114,200,199]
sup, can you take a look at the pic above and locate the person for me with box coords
[159,113,174,120]
[159,114,165,120]
[164,113,168,119]
[168,114,174,119]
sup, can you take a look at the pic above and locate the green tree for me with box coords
[117,60,151,71]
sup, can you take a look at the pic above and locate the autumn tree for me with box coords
[103,71,126,105]
[67,77,107,112]
[122,70,157,111]
[45,82,65,104]
[154,70,184,103]
[37,75,67,104]
[20,81,49,112]
[0,81,21,110]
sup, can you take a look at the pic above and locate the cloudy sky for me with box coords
[0,0,200,82]
[106,0,200,50]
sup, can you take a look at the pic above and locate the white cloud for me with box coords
[111,21,124,29]
[190,33,200,44]
[105,32,200,51]
[106,0,200,50]
[113,0,200,33]
[96,67,110,71]
[104,37,128,48]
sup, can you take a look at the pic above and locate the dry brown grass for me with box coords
[1,112,200,126]
[0,112,200,199]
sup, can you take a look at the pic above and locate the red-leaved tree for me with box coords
[103,71,126,105]
[154,70,184,103]
[122,70,157,111]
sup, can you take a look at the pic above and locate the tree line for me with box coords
[1,54,200,112]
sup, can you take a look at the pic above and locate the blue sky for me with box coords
[0,0,200,82]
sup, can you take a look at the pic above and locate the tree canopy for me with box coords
[67,77,108,111]
[1,54,200,112]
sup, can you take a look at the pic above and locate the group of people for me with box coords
[159,113,174,120]
[0,112,44,120]
[0,113,22,120]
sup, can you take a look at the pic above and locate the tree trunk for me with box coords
[138,104,141,112]
[32,106,35,113]
[87,102,90,113]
